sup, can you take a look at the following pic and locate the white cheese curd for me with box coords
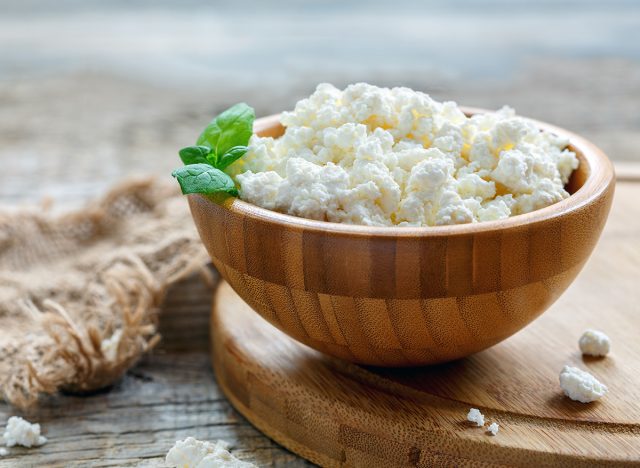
[466,408,485,427]
[0,447,7,456]
[487,422,499,436]
[559,365,608,403]
[166,437,255,468]
[2,416,47,448]
[579,329,611,357]
[232,83,579,227]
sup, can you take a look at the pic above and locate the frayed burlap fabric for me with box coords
[0,178,209,408]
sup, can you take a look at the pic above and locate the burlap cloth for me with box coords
[0,178,210,408]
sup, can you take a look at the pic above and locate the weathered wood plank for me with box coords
[0,272,314,467]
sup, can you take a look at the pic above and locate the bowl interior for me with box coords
[566,145,590,195]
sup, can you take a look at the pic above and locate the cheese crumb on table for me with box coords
[166,437,256,468]
[233,83,578,227]
[559,365,608,403]
[0,448,8,456]
[466,408,485,427]
[579,329,611,357]
[2,416,47,448]
[487,422,499,436]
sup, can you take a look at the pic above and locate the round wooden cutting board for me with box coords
[210,182,640,467]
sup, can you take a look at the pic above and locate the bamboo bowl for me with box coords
[189,109,615,366]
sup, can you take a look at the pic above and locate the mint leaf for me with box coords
[196,103,254,159]
[171,163,238,196]
[174,103,254,197]
[217,145,249,170]
[179,145,212,165]
[205,152,218,167]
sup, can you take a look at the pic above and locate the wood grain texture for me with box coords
[211,178,640,466]
[191,111,616,366]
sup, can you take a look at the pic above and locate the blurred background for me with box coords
[1,0,639,207]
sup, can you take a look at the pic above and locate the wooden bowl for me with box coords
[188,109,615,366]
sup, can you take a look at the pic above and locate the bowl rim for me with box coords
[198,107,615,237]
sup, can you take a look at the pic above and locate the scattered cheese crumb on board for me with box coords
[466,408,485,427]
[559,365,608,403]
[579,329,611,357]
[166,437,256,468]
[0,447,8,456]
[487,422,499,436]
[2,416,47,448]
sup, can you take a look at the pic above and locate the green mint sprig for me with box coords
[172,103,255,195]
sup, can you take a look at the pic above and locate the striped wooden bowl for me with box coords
[188,110,615,366]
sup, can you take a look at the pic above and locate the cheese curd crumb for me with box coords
[233,83,578,227]
[166,437,255,468]
[466,408,485,427]
[579,329,611,357]
[0,447,7,457]
[559,365,608,403]
[487,422,499,436]
[2,416,47,448]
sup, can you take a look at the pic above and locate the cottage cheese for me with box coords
[166,437,255,468]
[2,416,47,448]
[559,365,607,403]
[232,83,578,226]
[466,408,485,427]
[579,329,611,357]
[487,422,499,436]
